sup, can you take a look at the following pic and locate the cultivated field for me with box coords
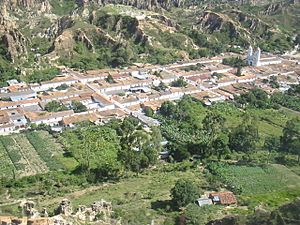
[0,131,64,178]
[208,163,300,195]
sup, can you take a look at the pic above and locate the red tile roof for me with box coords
[209,192,237,205]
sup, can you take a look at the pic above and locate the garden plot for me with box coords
[208,163,300,195]
[0,136,27,175]
[0,142,14,178]
[0,135,48,177]
[26,131,64,170]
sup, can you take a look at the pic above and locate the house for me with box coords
[62,112,100,127]
[92,94,115,110]
[196,198,213,207]
[6,108,27,128]
[0,110,14,134]
[25,110,74,126]
[34,76,78,92]
[0,89,36,101]
[0,98,40,110]
[209,192,237,205]
[131,70,150,80]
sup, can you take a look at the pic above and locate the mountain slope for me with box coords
[0,0,299,84]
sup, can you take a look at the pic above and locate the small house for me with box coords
[209,192,237,205]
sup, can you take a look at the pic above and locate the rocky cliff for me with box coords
[77,0,185,9]
[0,0,298,80]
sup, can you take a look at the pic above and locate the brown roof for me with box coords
[62,112,100,125]
[0,110,10,124]
[209,192,237,205]
[0,98,40,109]
[92,93,113,105]
[25,110,74,122]
[97,109,128,118]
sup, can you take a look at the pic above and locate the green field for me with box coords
[208,163,300,195]
[0,131,65,178]
[0,141,14,178]
[26,131,64,171]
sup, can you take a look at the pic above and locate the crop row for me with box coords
[0,136,26,172]
[26,131,64,171]
[207,163,300,195]
[15,134,49,174]
[0,142,14,178]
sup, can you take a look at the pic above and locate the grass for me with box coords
[209,163,300,195]
[0,136,26,173]
[0,142,14,178]
[26,131,64,171]
[37,163,206,224]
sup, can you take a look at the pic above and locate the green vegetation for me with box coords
[171,179,200,208]
[222,57,247,68]
[171,77,188,88]
[26,131,64,171]
[0,131,67,179]
[25,67,60,83]
[181,63,204,72]
[45,101,68,112]
[71,101,87,113]
[271,89,300,112]
[206,163,300,195]
[0,142,14,178]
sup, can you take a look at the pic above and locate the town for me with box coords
[0,47,299,134]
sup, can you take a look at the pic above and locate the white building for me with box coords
[247,46,282,67]
[247,46,261,66]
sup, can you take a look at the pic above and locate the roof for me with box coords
[0,110,10,124]
[209,192,237,205]
[97,109,128,118]
[196,198,213,206]
[62,112,100,125]
[0,89,36,99]
[92,94,113,106]
[25,110,74,122]
[0,98,40,109]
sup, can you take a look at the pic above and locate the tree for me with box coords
[171,77,188,88]
[62,126,123,179]
[71,101,87,113]
[159,101,177,118]
[236,66,242,76]
[143,106,154,117]
[154,81,168,92]
[229,115,259,155]
[105,75,116,84]
[169,142,191,162]
[281,118,300,162]
[171,179,200,208]
[212,133,230,160]
[117,117,162,173]
[264,135,280,163]
[45,100,68,112]
[56,83,69,90]
[202,111,226,141]
[222,57,246,68]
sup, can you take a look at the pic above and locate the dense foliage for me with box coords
[171,179,200,208]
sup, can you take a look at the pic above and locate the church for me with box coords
[246,46,282,67]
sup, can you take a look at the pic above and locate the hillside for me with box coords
[0,0,299,83]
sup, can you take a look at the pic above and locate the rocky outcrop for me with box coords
[2,29,28,62]
[0,0,51,12]
[77,0,185,10]
[74,30,94,51]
